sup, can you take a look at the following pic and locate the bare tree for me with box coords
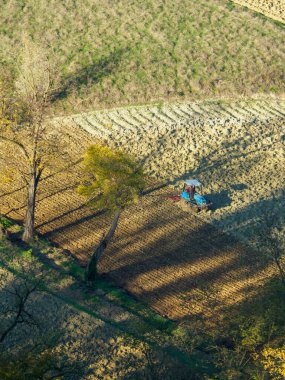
[0,273,39,343]
[0,262,81,379]
[0,38,68,242]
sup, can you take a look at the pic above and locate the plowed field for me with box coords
[0,99,284,321]
[60,98,285,248]
[233,0,285,23]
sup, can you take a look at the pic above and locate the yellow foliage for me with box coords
[78,144,145,212]
[259,345,285,380]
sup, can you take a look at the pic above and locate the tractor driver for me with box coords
[187,185,195,200]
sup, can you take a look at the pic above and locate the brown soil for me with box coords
[97,190,273,322]
[0,119,273,322]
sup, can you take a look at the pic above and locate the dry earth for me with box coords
[0,98,284,321]
[58,98,285,248]
[233,0,285,23]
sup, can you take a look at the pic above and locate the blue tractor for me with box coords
[181,179,211,213]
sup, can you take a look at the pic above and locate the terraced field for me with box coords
[233,0,285,23]
[1,98,284,320]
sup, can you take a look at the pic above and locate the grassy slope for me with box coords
[0,0,284,112]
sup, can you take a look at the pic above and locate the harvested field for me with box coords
[0,99,283,321]
[233,0,285,23]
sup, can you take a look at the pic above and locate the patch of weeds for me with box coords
[0,217,14,230]
[157,101,164,112]
[253,11,279,26]
[66,262,85,281]
[150,314,174,332]
[0,242,14,261]
[272,20,285,29]
[226,1,235,11]
[269,86,278,93]
[87,295,101,305]
[136,69,148,84]
[21,249,33,261]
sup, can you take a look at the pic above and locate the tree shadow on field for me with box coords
[207,190,231,211]
[0,159,81,201]
[214,188,285,239]
[93,190,279,323]
[93,183,284,321]
[54,48,129,101]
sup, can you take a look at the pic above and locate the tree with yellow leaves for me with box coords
[78,144,145,281]
[260,345,285,380]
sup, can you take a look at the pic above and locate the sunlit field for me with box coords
[0,0,284,112]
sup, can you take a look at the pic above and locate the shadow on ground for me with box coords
[54,48,129,101]
[207,190,231,211]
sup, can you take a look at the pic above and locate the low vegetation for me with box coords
[0,0,284,112]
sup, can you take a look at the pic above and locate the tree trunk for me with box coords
[22,173,37,243]
[274,255,285,284]
[0,225,4,240]
[86,209,121,282]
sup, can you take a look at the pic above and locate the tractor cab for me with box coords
[181,179,211,212]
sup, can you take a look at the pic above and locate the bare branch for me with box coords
[0,135,30,161]
[0,276,39,343]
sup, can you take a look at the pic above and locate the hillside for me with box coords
[1,94,285,375]
[0,0,284,112]
[1,1,285,378]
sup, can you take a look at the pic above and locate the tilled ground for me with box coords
[57,99,285,248]
[233,0,285,23]
[97,190,273,321]
[0,99,283,321]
